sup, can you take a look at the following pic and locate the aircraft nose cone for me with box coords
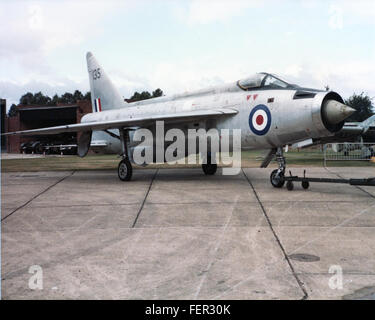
[322,100,356,125]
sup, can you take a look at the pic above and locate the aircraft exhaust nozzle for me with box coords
[322,100,355,125]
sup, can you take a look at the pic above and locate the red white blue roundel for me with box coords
[249,104,271,136]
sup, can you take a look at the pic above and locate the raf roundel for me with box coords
[249,104,272,136]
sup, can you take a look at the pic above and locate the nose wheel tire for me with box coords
[118,158,133,181]
[202,163,217,175]
[270,169,285,188]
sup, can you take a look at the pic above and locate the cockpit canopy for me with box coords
[237,73,296,90]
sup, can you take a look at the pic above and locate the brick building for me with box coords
[5,100,92,153]
[1,99,6,151]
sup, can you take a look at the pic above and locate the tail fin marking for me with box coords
[86,51,127,112]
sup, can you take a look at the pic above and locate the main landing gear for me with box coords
[270,147,286,188]
[202,153,217,175]
[118,158,132,181]
[116,131,219,181]
[118,129,133,181]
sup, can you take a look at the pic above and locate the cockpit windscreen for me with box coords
[238,73,295,90]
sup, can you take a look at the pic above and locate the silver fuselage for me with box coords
[85,82,340,158]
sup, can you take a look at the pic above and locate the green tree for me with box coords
[139,91,151,100]
[152,88,163,98]
[19,92,34,105]
[59,92,75,104]
[19,92,53,105]
[345,93,374,122]
[83,91,91,101]
[8,104,18,117]
[33,91,51,105]
[129,91,142,101]
[73,90,84,101]
[51,94,59,105]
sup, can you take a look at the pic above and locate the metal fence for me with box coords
[324,143,375,165]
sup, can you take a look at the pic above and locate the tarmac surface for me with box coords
[1,167,375,300]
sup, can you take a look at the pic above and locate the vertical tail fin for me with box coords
[361,114,375,133]
[86,52,127,112]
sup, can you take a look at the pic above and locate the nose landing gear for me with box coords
[270,147,286,188]
[270,169,285,188]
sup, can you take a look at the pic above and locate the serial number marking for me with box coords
[92,68,101,80]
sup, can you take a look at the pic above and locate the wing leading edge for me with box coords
[4,108,238,136]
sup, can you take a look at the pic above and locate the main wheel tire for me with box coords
[270,169,285,188]
[118,158,133,181]
[202,163,217,175]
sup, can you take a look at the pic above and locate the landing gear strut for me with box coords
[270,147,286,188]
[202,153,217,175]
[118,129,133,181]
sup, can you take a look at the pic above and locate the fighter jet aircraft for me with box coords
[316,114,375,145]
[5,52,355,187]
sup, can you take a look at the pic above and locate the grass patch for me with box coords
[1,150,374,172]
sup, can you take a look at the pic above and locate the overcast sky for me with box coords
[1,0,374,110]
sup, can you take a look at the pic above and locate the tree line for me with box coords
[19,90,92,106]
[8,88,164,117]
[128,88,163,102]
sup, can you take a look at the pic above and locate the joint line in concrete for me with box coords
[324,167,375,199]
[241,169,309,300]
[132,169,158,228]
[1,171,75,222]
